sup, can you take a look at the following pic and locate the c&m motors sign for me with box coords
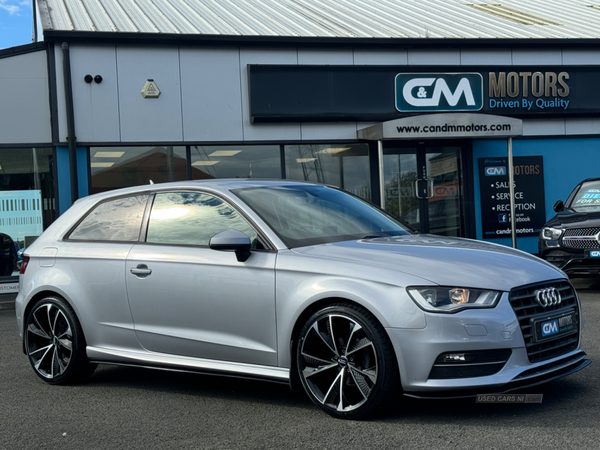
[248,65,600,122]
[395,73,483,112]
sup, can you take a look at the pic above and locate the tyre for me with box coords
[296,303,399,419]
[25,296,96,384]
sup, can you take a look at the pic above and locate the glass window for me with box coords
[570,180,600,212]
[236,185,410,248]
[0,148,54,278]
[190,145,281,179]
[90,146,187,194]
[69,196,147,242]
[146,192,258,247]
[284,144,371,201]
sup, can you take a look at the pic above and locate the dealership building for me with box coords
[2,0,600,290]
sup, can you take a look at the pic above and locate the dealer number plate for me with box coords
[534,312,578,342]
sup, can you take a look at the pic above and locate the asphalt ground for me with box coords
[0,281,598,450]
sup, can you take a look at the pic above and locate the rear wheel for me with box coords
[296,303,398,419]
[25,296,96,384]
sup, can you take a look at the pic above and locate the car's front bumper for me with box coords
[387,289,588,397]
[539,240,600,277]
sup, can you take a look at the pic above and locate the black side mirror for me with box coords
[209,229,252,262]
[553,200,565,213]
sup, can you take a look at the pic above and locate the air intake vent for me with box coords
[469,4,562,25]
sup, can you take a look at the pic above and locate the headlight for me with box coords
[541,227,563,241]
[407,287,502,313]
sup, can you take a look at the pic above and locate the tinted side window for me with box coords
[146,192,257,247]
[69,196,147,241]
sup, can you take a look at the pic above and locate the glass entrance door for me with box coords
[383,142,465,236]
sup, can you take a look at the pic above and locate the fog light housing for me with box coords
[429,349,512,379]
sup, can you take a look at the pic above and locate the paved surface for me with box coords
[0,282,598,450]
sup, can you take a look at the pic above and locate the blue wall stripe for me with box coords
[56,146,89,215]
[77,146,89,199]
[56,146,71,215]
[473,137,600,254]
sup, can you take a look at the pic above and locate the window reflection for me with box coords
[190,145,280,179]
[284,144,371,201]
[69,196,147,242]
[146,192,257,247]
[0,148,54,277]
[90,146,187,194]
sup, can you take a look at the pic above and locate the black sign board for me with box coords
[478,156,545,239]
[249,65,600,122]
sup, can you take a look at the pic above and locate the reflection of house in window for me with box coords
[91,147,208,194]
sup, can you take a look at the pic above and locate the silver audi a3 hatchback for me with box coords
[16,180,589,419]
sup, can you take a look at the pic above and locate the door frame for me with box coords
[369,139,476,238]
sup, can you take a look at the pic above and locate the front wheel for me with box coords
[296,303,399,419]
[25,296,96,384]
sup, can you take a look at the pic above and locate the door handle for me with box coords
[415,179,434,199]
[425,178,434,199]
[130,264,152,277]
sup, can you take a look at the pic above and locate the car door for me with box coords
[125,190,278,366]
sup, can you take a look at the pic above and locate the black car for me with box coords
[0,232,18,277]
[539,177,600,276]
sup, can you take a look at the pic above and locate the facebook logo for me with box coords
[498,214,508,223]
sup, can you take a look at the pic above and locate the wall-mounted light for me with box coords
[84,74,103,84]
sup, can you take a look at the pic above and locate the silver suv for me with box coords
[16,180,589,419]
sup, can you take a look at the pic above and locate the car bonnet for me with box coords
[291,235,565,292]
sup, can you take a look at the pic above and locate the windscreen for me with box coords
[569,180,600,212]
[235,185,411,248]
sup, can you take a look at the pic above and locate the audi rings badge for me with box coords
[534,288,562,307]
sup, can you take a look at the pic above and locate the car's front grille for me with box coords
[509,280,580,363]
[562,228,600,248]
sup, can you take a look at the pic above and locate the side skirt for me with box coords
[87,346,290,384]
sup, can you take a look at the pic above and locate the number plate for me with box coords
[534,312,578,342]
[587,250,600,258]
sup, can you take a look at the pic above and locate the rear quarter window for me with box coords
[68,195,148,241]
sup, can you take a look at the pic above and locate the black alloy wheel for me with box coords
[296,303,399,419]
[25,296,96,384]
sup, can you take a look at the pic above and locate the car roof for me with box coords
[77,179,331,204]
[579,177,600,184]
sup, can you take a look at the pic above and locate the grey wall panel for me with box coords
[523,119,566,136]
[407,50,460,65]
[117,46,183,142]
[460,49,512,65]
[353,50,408,65]
[55,44,67,143]
[297,49,353,64]
[562,50,600,65]
[300,123,359,141]
[240,48,301,142]
[512,50,562,65]
[70,45,120,142]
[180,48,243,142]
[0,51,52,144]
[565,118,600,135]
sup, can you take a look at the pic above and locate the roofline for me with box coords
[0,42,47,60]
[42,30,600,49]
